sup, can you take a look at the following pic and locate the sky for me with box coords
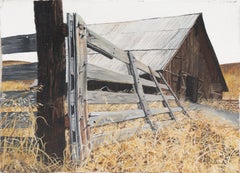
[0,0,239,64]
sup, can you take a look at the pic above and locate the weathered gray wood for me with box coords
[1,90,174,106]
[1,34,37,54]
[89,107,182,127]
[87,64,134,84]
[87,91,174,104]
[91,119,174,149]
[128,52,156,130]
[88,91,139,104]
[88,63,159,88]
[141,77,167,88]
[75,14,90,160]
[1,90,36,106]
[145,94,174,102]
[67,13,82,161]
[149,67,176,120]
[87,29,160,78]
[2,63,37,81]
[158,72,190,117]
[1,62,160,88]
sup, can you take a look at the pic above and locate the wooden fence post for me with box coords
[34,0,67,159]
[74,14,90,160]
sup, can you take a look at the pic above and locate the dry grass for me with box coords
[1,81,34,91]
[78,111,239,173]
[200,99,239,113]
[1,103,239,172]
[1,63,239,172]
[221,63,240,100]
[2,60,30,66]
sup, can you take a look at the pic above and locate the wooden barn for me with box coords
[87,13,228,102]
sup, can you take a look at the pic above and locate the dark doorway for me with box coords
[186,75,198,102]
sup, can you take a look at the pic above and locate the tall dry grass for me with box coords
[1,100,239,172]
[78,110,239,173]
[1,61,239,172]
[221,63,240,100]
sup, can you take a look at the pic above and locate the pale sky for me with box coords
[0,0,240,64]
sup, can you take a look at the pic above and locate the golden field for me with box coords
[0,61,239,172]
[221,62,240,100]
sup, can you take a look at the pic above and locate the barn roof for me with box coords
[87,13,200,74]
[87,13,228,91]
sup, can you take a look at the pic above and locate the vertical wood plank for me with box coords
[34,0,66,159]
[67,13,81,161]
[128,51,156,131]
[75,14,90,160]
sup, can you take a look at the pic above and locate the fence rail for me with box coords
[2,34,36,54]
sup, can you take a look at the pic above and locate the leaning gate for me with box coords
[1,12,189,161]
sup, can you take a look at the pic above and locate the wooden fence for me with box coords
[1,7,189,161]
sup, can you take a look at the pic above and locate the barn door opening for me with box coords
[186,75,198,102]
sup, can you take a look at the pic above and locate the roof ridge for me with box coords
[87,13,202,26]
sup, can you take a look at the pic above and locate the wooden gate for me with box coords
[0,10,190,162]
[66,13,189,161]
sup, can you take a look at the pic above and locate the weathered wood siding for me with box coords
[164,16,225,101]
[0,17,2,88]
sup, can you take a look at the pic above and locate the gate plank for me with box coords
[87,91,174,104]
[88,91,139,104]
[75,14,91,159]
[87,64,134,84]
[88,107,182,127]
[91,119,174,149]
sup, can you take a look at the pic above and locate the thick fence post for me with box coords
[34,0,67,159]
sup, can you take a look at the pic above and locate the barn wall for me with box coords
[164,16,224,101]
[0,15,2,88]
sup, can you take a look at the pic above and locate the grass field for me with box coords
[221,62,240,100]
[0,61,239,172]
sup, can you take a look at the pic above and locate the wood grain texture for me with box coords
[2,63,37,81]
[2,62,161,88]
[91,119,174,149]
[34,0,66,159]
[87,91,174,104]
[1,34,37,54]
[88,91,139,104]
[75,14,91,159]
[87,64,134,84]
[89,107,182,127]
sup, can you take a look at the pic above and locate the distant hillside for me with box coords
[220,62,240,100]
[3,60,30,66]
